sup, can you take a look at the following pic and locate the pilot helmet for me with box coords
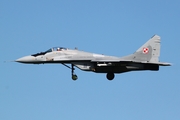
[57,48,60,51]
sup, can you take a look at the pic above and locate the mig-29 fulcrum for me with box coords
[16,35,171,80]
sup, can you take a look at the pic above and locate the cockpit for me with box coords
[45,47,67,53]
[31,47,68,57]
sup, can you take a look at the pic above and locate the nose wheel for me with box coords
[72,74,78,80]
[71,64,78,80]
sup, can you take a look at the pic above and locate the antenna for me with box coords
[3,60,15,63]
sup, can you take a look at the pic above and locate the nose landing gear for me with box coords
[62,63,78,80]
[71,64,78,80]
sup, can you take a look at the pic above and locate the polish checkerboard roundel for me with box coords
[143,47,149,54]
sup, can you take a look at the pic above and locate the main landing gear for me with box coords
[106,73,115,80]
[62,64,78,80]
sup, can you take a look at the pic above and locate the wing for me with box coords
[91,59,171,66]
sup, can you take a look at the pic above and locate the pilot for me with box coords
[57,48,61,51]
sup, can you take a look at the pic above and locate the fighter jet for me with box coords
[16,35,171,80]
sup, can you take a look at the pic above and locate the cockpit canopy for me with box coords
[31,47,68,57]
[45,47,67,53]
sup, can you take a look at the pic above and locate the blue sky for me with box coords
[1,0,180,120]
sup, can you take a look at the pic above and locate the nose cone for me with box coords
[16,55,36,63]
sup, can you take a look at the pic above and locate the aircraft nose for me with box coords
[16,55,36,63]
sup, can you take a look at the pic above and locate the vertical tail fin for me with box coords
[123,35,161,63]
[133,35,161,62]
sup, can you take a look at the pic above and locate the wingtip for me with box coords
[168,63,173,66]
[163,62,172,66]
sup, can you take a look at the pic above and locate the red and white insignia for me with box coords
[143,47,149,54]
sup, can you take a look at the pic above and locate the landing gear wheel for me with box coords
[61,63,79,80]
[71,64,78,80]
[72,74,78,80]
[106,73,115,80]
